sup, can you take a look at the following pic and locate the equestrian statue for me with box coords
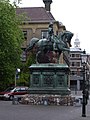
[26,23,73,63]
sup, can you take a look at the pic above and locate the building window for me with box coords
[56,31,58,35]
[21,50,26,62]
[23,31,27,40]
[41,30,48,39]
[71,62,75,66]
[77,68,81,75]
[76,54,80,58]
[76,62,80,67]
[71,71,76,75]
[71,54,80,58]
[72,54,75,58]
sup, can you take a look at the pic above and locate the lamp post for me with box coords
[15,68,20,87]
[81,50,87,117]
[86,71,89,88]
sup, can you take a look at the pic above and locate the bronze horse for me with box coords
[26,30,73,63]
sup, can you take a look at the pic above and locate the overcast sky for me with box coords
[11,0,90,53]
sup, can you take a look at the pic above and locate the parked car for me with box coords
[0,86,29,100]
[0,87,14,100]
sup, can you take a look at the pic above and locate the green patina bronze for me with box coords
[26,23,73,63]
[29,63,70,95]
[28,23,73,95]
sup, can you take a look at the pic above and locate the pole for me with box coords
[82,64,86,117]
[15,74,16,87]
[15,68,20,87]
[15,69,17,87]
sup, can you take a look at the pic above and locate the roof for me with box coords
[70,47,82,52]
[16,7,55,22]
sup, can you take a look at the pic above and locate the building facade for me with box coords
[70,37,90,90]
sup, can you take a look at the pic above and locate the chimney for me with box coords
[43,0,52,11]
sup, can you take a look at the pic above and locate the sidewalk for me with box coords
[0,99,90,120]
[71,90,90,120]
[76,101,90,120]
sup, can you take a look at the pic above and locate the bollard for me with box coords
[12,96,18,105]
[44,100,48,105]
[74,98,82,107]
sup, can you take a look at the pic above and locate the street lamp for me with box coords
[15,68,20,87]
[81,50,87,117]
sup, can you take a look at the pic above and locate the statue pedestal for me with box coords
[29,63,71,95]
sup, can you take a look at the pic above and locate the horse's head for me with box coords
[25,37,39,51]
[61,31,74,47]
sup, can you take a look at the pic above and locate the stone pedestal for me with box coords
[29,63,71,95]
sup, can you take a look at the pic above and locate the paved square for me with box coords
[0,100,90,120]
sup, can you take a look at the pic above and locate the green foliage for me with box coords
[18,52,36,87]
[0,0,24,90]
[26,52,36,66]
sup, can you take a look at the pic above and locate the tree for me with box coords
[0,0,24,90]
[18,52,36,86]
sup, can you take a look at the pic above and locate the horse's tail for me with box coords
[25,37,39,51]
